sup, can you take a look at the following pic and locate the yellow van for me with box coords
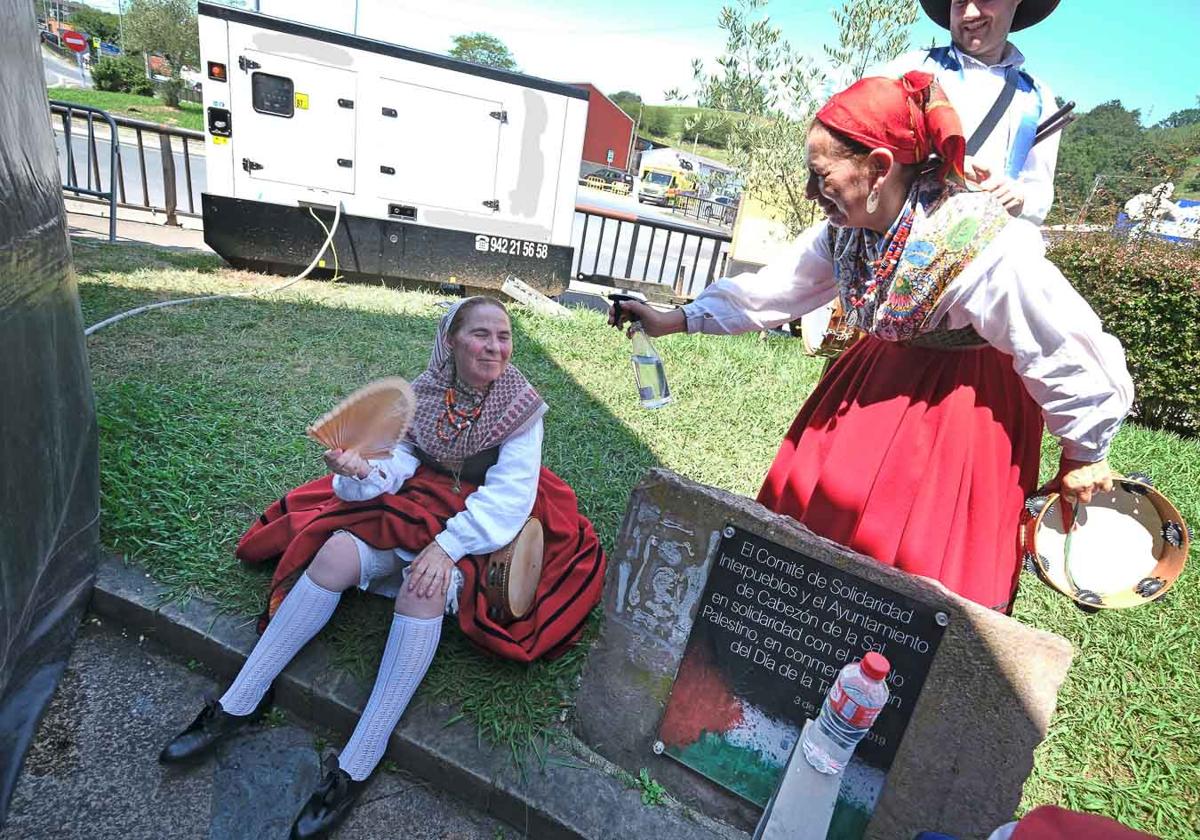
[638,165,697,206]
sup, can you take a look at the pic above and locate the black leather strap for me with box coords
[966,66,1019,156]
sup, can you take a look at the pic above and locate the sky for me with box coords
[88,0,1199,123]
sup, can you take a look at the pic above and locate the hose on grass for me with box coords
[84,201,343,337]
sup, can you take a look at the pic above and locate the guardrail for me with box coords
[49,100,118,242]
[50,103,204,227]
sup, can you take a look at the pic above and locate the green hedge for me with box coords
[91,54,155,97]
[1047,233,1200,436]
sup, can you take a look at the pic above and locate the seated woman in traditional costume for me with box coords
[610,71,1133,614]
[159,296,606,838]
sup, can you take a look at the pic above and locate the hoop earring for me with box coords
[866,189,880,214]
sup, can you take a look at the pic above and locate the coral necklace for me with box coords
[435,385,484,442]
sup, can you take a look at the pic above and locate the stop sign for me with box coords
[62,31,88,53]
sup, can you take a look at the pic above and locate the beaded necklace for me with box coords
[845,204,916,321]
[435,379,489,492]
[435,385,485,441]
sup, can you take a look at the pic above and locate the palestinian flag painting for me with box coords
[657,627,884,839]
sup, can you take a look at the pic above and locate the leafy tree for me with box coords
[70,5,121,44]
[824,0,919,87]
[670,0,918,235]
[692,118,732,149]
[1156,97,1200,130]
[123,0,198,107]
[612,90,642,118]
[449,32,517,71]
[1050,100,1148,223]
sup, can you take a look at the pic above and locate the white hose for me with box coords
[84,201,343,337]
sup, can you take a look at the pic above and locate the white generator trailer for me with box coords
[197,2,588,294]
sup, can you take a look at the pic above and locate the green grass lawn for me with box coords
[48,87,203,132]
[76,237,1199,835]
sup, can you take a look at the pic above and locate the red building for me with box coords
[571,83,635,172]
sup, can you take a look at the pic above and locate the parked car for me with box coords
[703,194,739,223]
[581,167,634,195]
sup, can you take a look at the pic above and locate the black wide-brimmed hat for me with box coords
[920,0,1060,32]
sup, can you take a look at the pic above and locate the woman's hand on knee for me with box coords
[407,541,455,600]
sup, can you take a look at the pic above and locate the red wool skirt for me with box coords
[235,465,606,663]
[758,336,1044,612]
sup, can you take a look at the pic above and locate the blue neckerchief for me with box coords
[925,46,1041,178]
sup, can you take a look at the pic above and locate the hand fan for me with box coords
[305,377,416,460]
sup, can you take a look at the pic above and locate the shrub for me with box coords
[1047,232,1200,436]
[640,106,674,138]
[91,54,155,96]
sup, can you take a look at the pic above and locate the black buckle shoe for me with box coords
[290,754,369,839]
[158,686,274,765]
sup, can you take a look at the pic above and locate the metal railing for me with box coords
[50,102,205,229]
[572,203,732,300]
[49,101,118,242]
[667,194,738,228]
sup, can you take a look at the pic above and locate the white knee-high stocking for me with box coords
[337,613,441,781]
[219,573,341,715]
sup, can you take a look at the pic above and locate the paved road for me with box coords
[2,617,510,840]
[53,127,204,215]
[42,45,91,89]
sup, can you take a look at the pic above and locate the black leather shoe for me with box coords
[158,687,274,765]
[290,754,369,839]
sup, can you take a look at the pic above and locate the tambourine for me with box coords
[789,299,861,358]
[1021,474,1189,610]
[483,518,544,625]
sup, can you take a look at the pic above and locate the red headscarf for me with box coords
[815,71,965,179]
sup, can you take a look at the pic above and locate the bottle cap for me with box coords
[861,652,890,681]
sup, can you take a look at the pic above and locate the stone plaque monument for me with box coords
[575,470,1074,839]
[656,524,948,835]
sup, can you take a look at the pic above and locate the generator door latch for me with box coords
[238,56,261,72]
[380,165,395,175]
[337,159,353,168]
[381,107,398,118]
[241,158,262,172]
[338,98,355,109]
[482,200,500,212]
[488,110,508,124]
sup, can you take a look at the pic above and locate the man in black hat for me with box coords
[874,0,1061,224]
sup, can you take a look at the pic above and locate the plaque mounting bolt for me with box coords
[935,611,950,626]
[722,526,735,538]
[652,740,665,755]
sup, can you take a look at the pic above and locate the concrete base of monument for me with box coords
[575,469,1075,840]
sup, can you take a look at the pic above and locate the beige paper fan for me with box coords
[305,377,416,460]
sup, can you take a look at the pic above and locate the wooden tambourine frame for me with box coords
[1021,475,1189,610]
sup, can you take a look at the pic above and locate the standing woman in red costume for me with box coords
[611,72,1132,614]
[159,297,605,838]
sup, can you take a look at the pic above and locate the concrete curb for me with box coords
[91,555,744,840]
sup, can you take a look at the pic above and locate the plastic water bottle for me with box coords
[801,652,890,774]
[629,322,671,409]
